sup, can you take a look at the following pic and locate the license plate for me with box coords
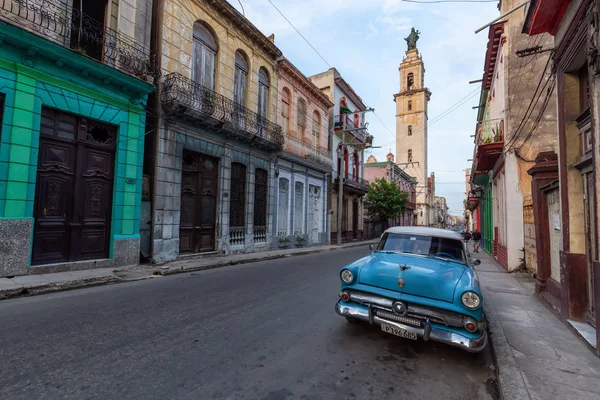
[381,323,418,340]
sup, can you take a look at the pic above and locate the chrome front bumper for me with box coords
[335,300,488,353]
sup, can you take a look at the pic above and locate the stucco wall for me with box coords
[161,0,279,124]
[277,65,329,152]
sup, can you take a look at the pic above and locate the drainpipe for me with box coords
[149,0,165,261]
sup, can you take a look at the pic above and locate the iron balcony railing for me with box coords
[284,135,333,168]
[335,176,369,193]
[0,0,156,80]
[334,114,368,143]
[162,73,284,151]
[477,118,504,146]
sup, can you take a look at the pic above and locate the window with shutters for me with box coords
[294,181,304,235]
[408,149,412,162]
[297,97,307,139]
[234,50,248,107]
[408,125,412,136]
[258,67,269,119]
[230,163,247,229]
[281,88,291,134]
[192,22,217,90]
[278,178,289,236]
[312,110,320,147]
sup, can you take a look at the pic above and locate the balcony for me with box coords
[283,135,333,169]
[0,0,156,81]
[334,114,369,143]
[334,176,369,194]
[161,73,284,151]
[475,119,504,174]
[406,201,416,210]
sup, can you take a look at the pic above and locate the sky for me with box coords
[230,0,500,216]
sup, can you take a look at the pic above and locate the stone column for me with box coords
[219,148,232,253]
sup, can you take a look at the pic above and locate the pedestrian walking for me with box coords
[463,230,472,245]
[471,230,481,253]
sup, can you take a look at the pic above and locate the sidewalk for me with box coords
[0,240,377,300]
[476,251,600,400]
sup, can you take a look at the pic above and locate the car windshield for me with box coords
[376,232,466,264]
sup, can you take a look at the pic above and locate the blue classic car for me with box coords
[335,227,487,353]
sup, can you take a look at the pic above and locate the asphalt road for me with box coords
[0,246,498,400]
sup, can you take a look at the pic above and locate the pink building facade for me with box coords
[274,58,334,247]
[364,154,417,227]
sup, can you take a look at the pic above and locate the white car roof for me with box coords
[384,226,463,240]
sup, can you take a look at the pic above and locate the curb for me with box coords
[0,275,120,301]
[482,288,531,400]
[0,241,375,301]
[155,240,376,276]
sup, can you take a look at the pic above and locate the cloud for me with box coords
[227,0,499,215]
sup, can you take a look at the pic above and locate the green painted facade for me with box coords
[0,20,153,272]
[481,181,494,255]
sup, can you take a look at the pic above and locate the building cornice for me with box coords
[206,0,282,59]
[278,59,334,108]
[393,88,432,101]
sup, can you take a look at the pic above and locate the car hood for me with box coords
[357,253,467,303]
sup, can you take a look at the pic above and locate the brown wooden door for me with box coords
[180,151,218,254]
[33,108,115,265]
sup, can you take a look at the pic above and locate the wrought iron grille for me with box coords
[0,0,156,80]
[162,73,284,150]
[254,168,268,228]
[230,162,246,229]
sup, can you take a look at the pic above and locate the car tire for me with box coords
[345,317,361,324]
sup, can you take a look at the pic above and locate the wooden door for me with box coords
[180,151,218,254]
[33,108,115,265]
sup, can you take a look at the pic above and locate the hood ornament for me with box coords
[399,264,411,271]
[398,279,405,288]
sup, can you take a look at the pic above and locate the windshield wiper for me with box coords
[374,250,406,255]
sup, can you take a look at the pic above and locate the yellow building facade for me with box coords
[150,0,284,262]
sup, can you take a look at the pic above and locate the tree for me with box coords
[363,178,408,227]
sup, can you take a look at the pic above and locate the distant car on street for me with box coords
[335,226,487,353]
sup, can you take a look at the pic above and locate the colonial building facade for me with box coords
[150,0,283,262]
[468,4,557,272]
[274,58,333,248]
[309,68,371,243]
[0,0,156,277]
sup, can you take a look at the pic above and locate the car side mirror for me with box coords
[474,259,481,266]
[369,244,374,251]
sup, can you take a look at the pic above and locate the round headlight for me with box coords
[461,291,481,309]
[341,269,354,283]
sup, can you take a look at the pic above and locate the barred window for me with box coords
[408,125,412,136]
[278,178,289,236]
[294,181,304,235]
[408,149,412,162]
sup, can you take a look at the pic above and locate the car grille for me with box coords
[374,309,422,327]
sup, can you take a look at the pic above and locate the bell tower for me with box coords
[395,28,431,224]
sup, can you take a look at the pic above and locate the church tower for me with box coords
[394,28,431,225]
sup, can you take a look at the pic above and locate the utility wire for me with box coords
[401,0,497,2]
[266,0,332,68]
